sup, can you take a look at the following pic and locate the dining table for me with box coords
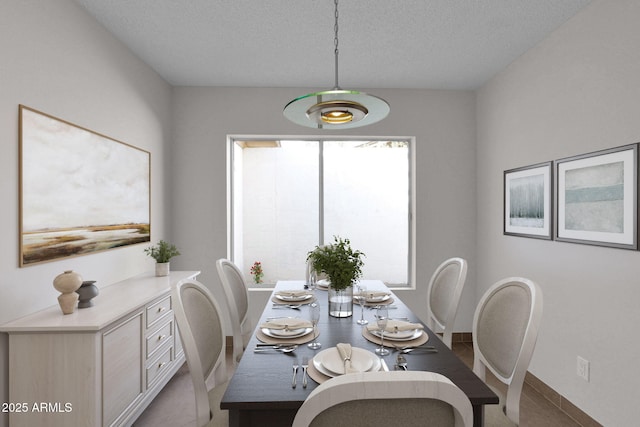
[220,280,498,427]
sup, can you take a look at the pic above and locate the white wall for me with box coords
[0,2,172,426]
[476,0,640,425]
[170,87,477,339]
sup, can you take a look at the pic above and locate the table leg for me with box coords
[228,409,240,427]
[473,404,485,427]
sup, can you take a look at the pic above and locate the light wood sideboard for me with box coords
[0,271,199,427]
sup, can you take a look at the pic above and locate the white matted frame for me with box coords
[19,105,151,266]
[555,144,637,250]
[504,162,553,240]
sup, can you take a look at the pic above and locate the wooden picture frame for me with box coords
[504,162,553,239]
[555,144,637,250]
[19,105,151,266]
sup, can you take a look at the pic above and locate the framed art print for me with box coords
[555,144,637,250]
[504,162,553,239]
[19,105,151,266]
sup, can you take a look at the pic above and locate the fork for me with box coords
[395,354,408,370]
[291,361,299,388]
[301,357,309,388]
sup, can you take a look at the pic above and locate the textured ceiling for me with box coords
[73,0,592,90]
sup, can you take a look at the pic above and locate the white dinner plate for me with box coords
[370,328,423,341]
[275,293,313,302]
[261,327,313,338]
[316,279,330,289]
[313,358,339,378]
[365,294,390,303]
[313,348,381,377]
[315,347,376,375]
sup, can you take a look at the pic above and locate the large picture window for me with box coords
[229,137,415,287]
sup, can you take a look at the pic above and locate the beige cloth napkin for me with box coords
[276,290,312,297]
[260,318,312,330]
[367,319,424,333]
[364,291,390,298]
[336,343,356,374]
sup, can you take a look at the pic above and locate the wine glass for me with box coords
[308,270,317,291]
[356,284,368,325]
[375,306,389,355]
[308,303,322,349]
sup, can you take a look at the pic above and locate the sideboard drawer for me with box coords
[146,295,172,328]
[146,346,173,389]
[146,319,173,359]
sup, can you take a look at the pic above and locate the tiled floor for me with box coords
[134,342,583,426]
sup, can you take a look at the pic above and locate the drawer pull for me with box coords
[158,334,167,341]
[157,306,167,313]
[158,361,166,369]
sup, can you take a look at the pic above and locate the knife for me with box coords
[380,357,389,372]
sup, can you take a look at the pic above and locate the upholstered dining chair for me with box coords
[291,371,473,427]
[216,258,252,364]
[426,257,468,349]
[172,279,229,427]
[472,277,543,426]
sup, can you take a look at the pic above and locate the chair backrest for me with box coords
[292,371,473,427]
[216,258,251,363]
[472,277,543,425]
[172,279,227,427]
[426,257,468,349]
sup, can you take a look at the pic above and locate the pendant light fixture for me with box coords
[283,0,390,129]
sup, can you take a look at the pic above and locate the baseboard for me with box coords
[452,332,473,343]
[524,371,603,427]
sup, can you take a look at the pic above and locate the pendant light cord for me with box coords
[333,0,340,90]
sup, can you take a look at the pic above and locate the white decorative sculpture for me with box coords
[53,270,83,314]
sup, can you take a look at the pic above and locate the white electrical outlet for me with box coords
[577,356,590,381]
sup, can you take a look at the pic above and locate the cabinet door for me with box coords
[8,333,100,427]
[103,311,144,426]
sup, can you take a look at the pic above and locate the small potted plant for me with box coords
[307,236,365,317]
[250,261,264,284]
[145,240,181,276]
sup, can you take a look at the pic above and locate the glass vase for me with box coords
[328,285,353,318]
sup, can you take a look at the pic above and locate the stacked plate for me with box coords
[274,291,314,303]
[363,293,391,304]
[260,318,314,340]
[313,347,381,377]
[370,327,423,341]
[316,279,330,290]
[369,320,424,341]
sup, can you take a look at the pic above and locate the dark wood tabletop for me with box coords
[220,280,498,427]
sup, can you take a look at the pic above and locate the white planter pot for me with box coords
[155,262,170,277]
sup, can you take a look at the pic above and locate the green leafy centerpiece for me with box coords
[145,240,181,276]
[307,236,365,317]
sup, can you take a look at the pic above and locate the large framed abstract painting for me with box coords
[19,105,151,266]
[556,144,637,250]
[504,162,553,239]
